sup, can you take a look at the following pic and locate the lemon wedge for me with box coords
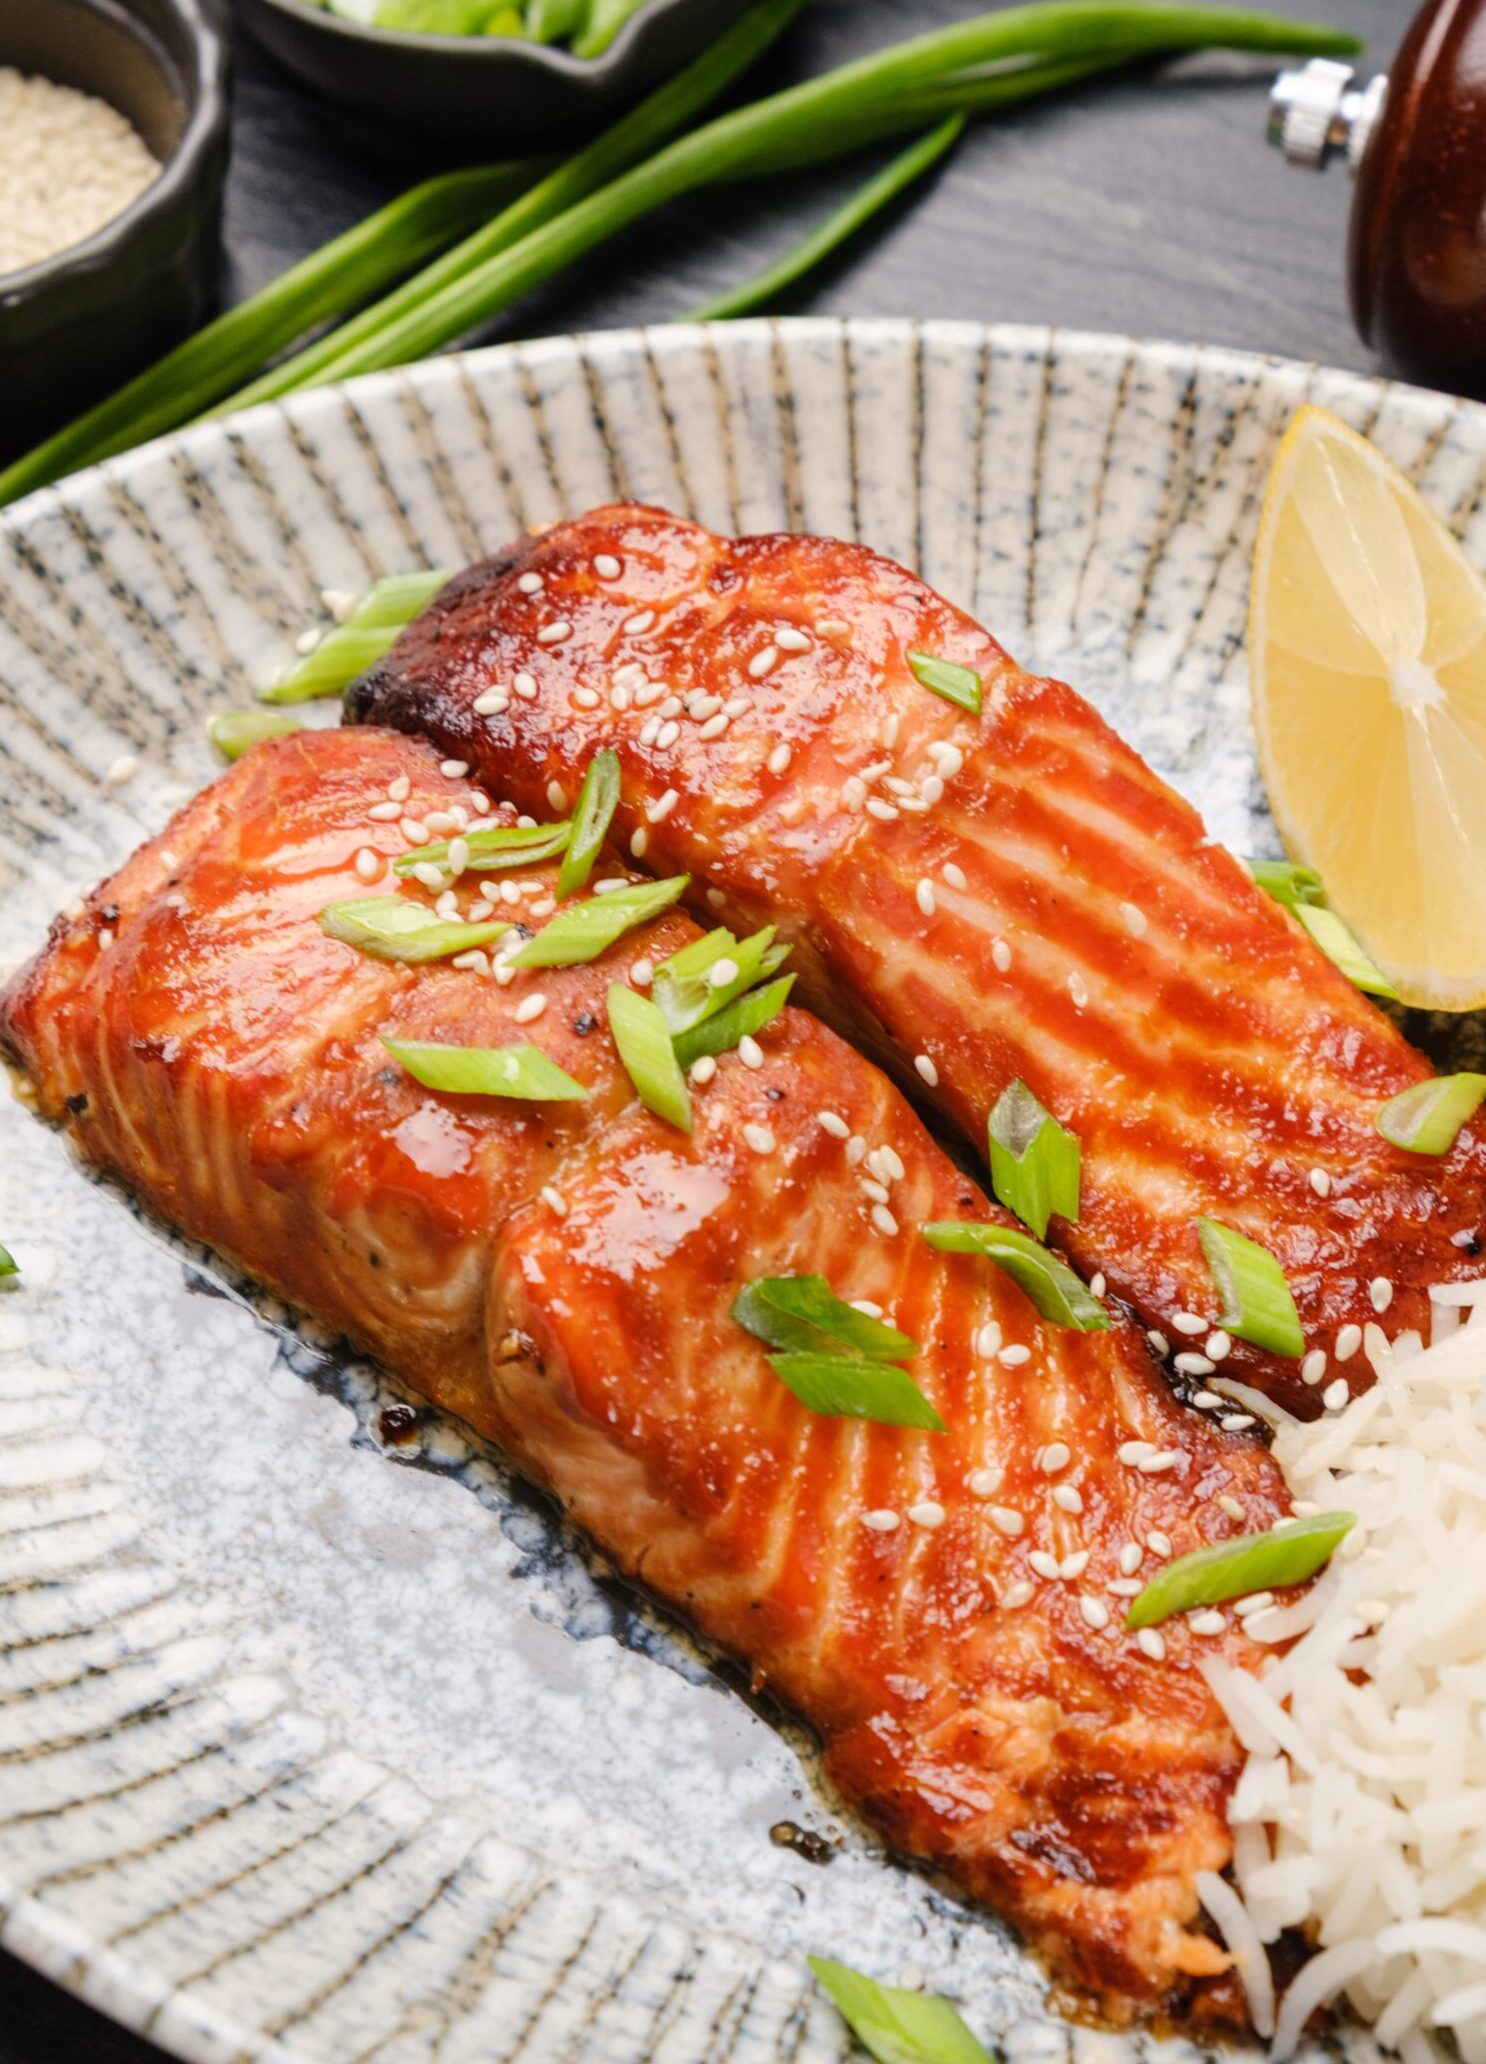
[1250,404,1486,1010]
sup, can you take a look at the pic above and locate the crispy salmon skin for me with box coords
[349,503,1486,1417]
[0,725,1293,2023]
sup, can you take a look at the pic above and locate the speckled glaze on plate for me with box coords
[0,319,1477,2064]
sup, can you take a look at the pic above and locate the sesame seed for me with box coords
[630,827,648,859]
[967,1468,1001,1497]
[1120,901,1148,938]
[942,862,967,892]
[322,587,357,621]
[1193,1390,1223,1409]
[1323,1378,1350,1411]
[436,758,467,780]
[743,1123,776,1155]
[817,618,851,638]
[518,571,544,594]
[776,626,811,652]
[1217,1495,1246,1523]
[401,819,430,846]
[424,811,456,837]
[697,713,729,741]
[294,627,321,656]
[973,1322,1002,1359]
[1001,1580,1035,1609]
[819,1111,849,1139]
[879,1146,905,1181]
[656,721,680,750]
[1233,1590,1274,1617]
[1310,1167,1332,1198]
[1079,1596,1110,1630]
[629,957,653,988]
[1053,1485,1083,1514]
[632,679,663,708]
[1453,1229,1477,1248]
[1220,1414,1256,1431]
[1174,1352,1216,1377]
[367,800,401,822]
[871,1204,899,1238]
[1190,1610,1226,1636]
[862,1509,899,1533]
[646,788,679,825]
[1118,1441,1155,1465]
[512,673,537,701]
[850,1300,884,1317]
[991,938,1012,972]
[354,848,383,883]
[914,1054,939,1087]
[499,881,522,906]
[625,610,655,635]
[709,957,740,988]
[1030,1551,1061,1580]
[539,781,563,815]
[414,863,444,891]
[1369,1276,1394,1312]
[1300,1348,1327,1385]
[1171,1312,1207,1336]
[386,774,412,802]
[907,1501,945,1529]
[451,950,489,974]
[1039,1442,1071,1474]
[593,877,627,896]
[861,1182,892,1211]
[916,878,937,917]
[767,743,792,775]
[999,1344,1031,1368]
[639,717,661,747]
[866,798,899,823]
[690,1055,717,1085]
[593,554,621,580]
[1335,1323,1362,1362]
[513,992,547,1024]
[842,777,867,809]
[1060,1549,1090,1579]
[918,775,945,806]
[569,687,598,710]
[97,928,113,950]
[1205,1330,1231,1360]
[1068,972,1089,1008]
[879,715,901,751]
[1147,1329,1170,1356]
[1136,1628,1166,1661]
[612,685,634,713]
[738,1035,765,1070]
[1089,1272,1107,1298]
[540,1186,569,1216]
[1147,1530,1172,1557]
[845,1136,867,1165]
[723,696,751,720]
[1118,1542,1143,1576]
[885,776,916,799]
[989,1505,1023,1536]
[748,645,779,679]
[1137,1450,1182,1475]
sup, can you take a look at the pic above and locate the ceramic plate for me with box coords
[1,319,1478,2064]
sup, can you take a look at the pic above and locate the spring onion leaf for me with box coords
[672,974,796,1068]
[572,0,654,56]
[1196,1217,1303,1358]
[653,924,786,1033]
[382,1037,587,1100]
[319,896,510,963]
[1294,904,1399,1001]
[395,820,571,878]
[510,875,687,967]
[1376,1072,1486,1156]
[1248,857,1325,913]
[209,709,304,761]
[768,1355,945,1433]
[0,1244,16,1279]
[526,0,585,40]
[987,1079,1079,1240]
[557,749,621,897]
[807,1957,993,2064]
[1125,1511,1356,1629]
[608,981,692,1132]
[921,1222,1109,1330]
[733,1276,919,1361]
[261,572,449,705]
[907,649,982,716]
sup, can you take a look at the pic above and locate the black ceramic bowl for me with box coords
[0,0,230,459]
[234,0,739,150]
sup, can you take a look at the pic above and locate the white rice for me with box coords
[1203,1292,1486,2060]
[0,68,158,278]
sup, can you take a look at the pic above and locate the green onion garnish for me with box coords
[209,708,304,761]
[394,820,571,878]
[671,975,796,1069]
[1295,904,1399,1001]
[808,1957,993,2064]
[557,749,620,898]
[319,896,510,964]
[1375,1072,1486,1155]
[1195,1217,1304,1358]
[1125,1511,1356,1629]
[652,924,787,1034]
[1247,857,1325,913]
[607,981,692,1133]
[987,1079,1080,1241]
[768,1354,945,1432]
[906,649,982,716]
[921,1221,1108,1330]
[732,1275,918,1361]
[509,875,688,968]
[382,1038,587,1101]
[262,571,450,705]
[0,1244,16,1279]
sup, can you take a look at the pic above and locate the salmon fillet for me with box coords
[347,504,1486,1418]
[0,725,1292,2023]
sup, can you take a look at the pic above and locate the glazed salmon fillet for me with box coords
[348,504,1486,1418]
[0,725,1293,2023]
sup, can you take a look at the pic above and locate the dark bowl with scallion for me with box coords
[234,0,742,148]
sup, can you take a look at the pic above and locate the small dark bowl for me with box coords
[0,0,230,459]
[234,0,739,151]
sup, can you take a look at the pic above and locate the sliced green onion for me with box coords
[209,708,304,761]
[987,1079,1079,1241]
[921,1221,1109,1330]
[557,749,620,897]
[510,875,687,968]
[808,1957,993,2064]
[1196,1217,1303,1358]
[0,1244,16,1279]
[382,1037,587,1100]
[733,1275,918,1361]
[319,896,509,963]
[395,820,571,878]
[261,572,450,705]
[1248,857,1325,913]
[608,981,692,1132]
[768,1354,945,1432]
[571,0,653,56]
[1125,1511,1356,1629]
[1295,904,1399,1001]
[907,648,982,716]
[652,923,786,1033]
[672,974,795,1068]
[1375,1072,1486,1155]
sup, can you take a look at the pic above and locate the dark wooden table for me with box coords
[0,0,1401,2054]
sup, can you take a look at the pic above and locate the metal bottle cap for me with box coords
[1269,58,1389,172]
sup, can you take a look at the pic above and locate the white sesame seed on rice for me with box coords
[1089,1272,1107,1299]
[870,1204,899,1238]
[845,1136,867,1165]
[990,1505,1023,1536]
[1136,1628,1166,1660]
[974,1322,1002,1360]
[991,938,1012,972]
[1217,1494,1245,1521]
[914,1054,939,1087]
[999,1344,1031,1368]
[862,1509,899,1533]
[1039,1442,1071,1474]
[1322,1378,1350,1411]
[401,819,430,846]
[514,672,537,700]
[1175,1352,1216,1377]
[1146,1530,1172,1556]
[1189,1610,1226,1635]
[942,861,967,891]
[819,1111,849,1139]
[1221,1414,1256,1431]
[743,1122,776,1155]
[540,1186,568,1216]
[767,743,792,775]
[1119,1542,1143,1576]
[706,887,726,909]
[1054,1485,1084,1514]
[625,611,655,635]
[473,689,508,716]
[630,827,648,859]
[629,957,653,987]
[593,554,621,580]
[1205,1330,1232,1359]
[572,687,599,709]
[907,1501,945,1529]
[513,993,547,1024]
[738,1035,764,1070]
[697,713,730,741]
[916,878,937,917]
[1080,1596,1110,1630]
[966,1467,1001,1497]
[776,626,811,652]
[866,798,899,823]
[1147,1330,1170,1356]
[1001,1580,1034,1609]
[1030,1550,1061,1580]
[690,1055,717,1085]
[1335,1323,1363,1361]
[1369,1276,1394,1312]
[748,645,779,679]
[1310,1167,1332,1198]
[518,571,544,594]
[354,848,383,883]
